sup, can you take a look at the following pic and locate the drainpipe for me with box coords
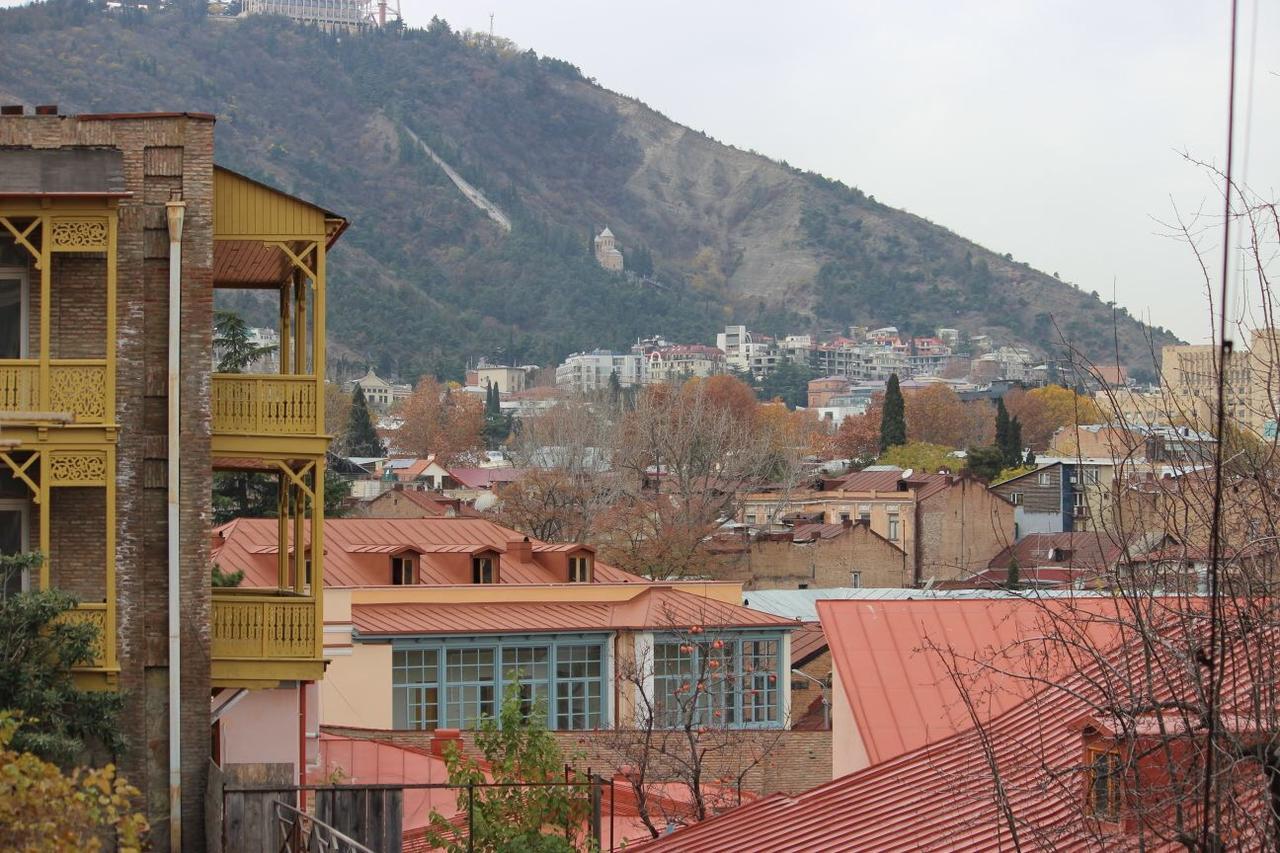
[165,198,186,852]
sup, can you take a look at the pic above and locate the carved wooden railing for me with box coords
[60,602,109,669]
[211,591,318,661]
[211,374,320,436]
[0,359,109,423]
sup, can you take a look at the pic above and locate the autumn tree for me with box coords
[832,396,883,464]
[879,441,960,474]
[1003,385,1102,451]
[879,373,906,452]
[324,382,353,451]
[904,384,991,448]
[395,377,484,464]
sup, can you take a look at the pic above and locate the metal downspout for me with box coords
[165,199,186,851]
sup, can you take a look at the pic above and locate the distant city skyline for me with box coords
[415,1,1278,346]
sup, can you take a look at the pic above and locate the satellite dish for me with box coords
[901,468,914,479]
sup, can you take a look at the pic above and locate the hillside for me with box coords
[0,4,1179,380]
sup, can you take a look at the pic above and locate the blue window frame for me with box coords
[391,635,608,731]
[652,633,784,729]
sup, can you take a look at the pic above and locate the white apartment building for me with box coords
[555,350,645,393]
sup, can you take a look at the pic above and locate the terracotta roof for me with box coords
[817,597,1126,767]
[825,469,954,501]
[788,522,849,542]
[364,488,480,518]
[352,587,794,636]
[212,516,639,587]
[987,532,1128,572]
[788,623,829,666]
[642,605,1275,852]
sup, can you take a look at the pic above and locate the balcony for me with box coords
[62,603,114,688]
[0,359,110,425]
[211,588,325,687]
[211,373,327,457]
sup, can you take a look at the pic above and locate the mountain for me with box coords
[0,4,1179,381]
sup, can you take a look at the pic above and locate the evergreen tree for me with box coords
[1007,416,1024,467]
[345,385,384,457]
[879,373,907,452]
[994,398,1010,457]
[1005,555,1021,590]
[1024,449,1037,467]
[213,310,276,374]
[965,445,1006,482]
[482,384,511,449]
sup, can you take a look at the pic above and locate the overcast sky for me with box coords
[412,0,1277,345]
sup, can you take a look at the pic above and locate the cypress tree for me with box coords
[995,398,1010,459]
[1007,416,1024,467]
[345,385,384,457]
[1005,556,1021,590]
[879,373,907,452]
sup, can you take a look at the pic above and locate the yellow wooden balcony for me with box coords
[0,359,110,424]
[211,373,328,457]
[211,588,325,687]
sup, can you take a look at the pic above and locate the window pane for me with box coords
[0,278,21,360]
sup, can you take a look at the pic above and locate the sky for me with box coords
[407,0,1279,345]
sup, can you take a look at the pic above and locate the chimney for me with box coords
[33,104,58,116]
[842,516,853,529]
[392,482,404,491]
[0,105,24,116]
[507,536,533,562]
[430,728,462,759]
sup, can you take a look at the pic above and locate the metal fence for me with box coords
[223,773,617,853]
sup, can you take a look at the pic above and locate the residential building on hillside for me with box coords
[807,376,851,409]
[741,467,1015,585]
[0,109,346,848]
[989,460,1111,536]
[240,0,374,31]
[346,366,412,411]
[555,349,644,393]
[593,225,624,271]
[466,363,531,395]
[211,516,797,733]
[644,343,726,383]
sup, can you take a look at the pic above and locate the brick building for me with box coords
[707,520,910,590]
[0,109,345,849]
[741,468,1015,585]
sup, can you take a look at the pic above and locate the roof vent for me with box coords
[0,105,24,116]
[33,105,58,116]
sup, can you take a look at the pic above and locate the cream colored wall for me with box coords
[320,642,393,729]
[830,663,870,778]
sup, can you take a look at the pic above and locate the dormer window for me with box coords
[569,555,591,583]
[472,555,495,584]
[392,554,417,585]
[1086,747,1122,819]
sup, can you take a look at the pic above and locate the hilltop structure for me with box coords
[593,225,624,271]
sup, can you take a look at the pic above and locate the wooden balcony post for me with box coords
[37,215,50,413]
[313,242,326,433]
[311,456,325,662]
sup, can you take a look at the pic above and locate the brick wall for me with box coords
[324,725,833,798]
[714,523,910,590]
[0,113,217,851]
[919,478,1015,582]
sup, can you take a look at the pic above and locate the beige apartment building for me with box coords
[1161,329,1280,437]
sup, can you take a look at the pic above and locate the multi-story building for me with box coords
[741,468,1015,585]
[466,363,530,395]
[240,0,374,31]
[644,343,726,384]
[554,349,644,393]
[0,108,345,848]
[346,366,412,411]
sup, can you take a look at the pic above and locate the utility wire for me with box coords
[1201,0,1240,846]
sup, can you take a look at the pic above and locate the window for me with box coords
[391,555,416,585]
[0,266,28,360]
[392,649,439,729]
[1009,492,1023,506]
[653,636,781,728]
[1083,467,1100,484]
[1073,492,1087,517]
[568,555,591,583]
[393,640,606,731]
[850,571,862,589]
[472,555,495,584]
[1086,748,1122,819]
[857,504,871,523]
[1037,471,1051,486]
[555,644,602,730]
[445,647,497,729]
[887,514,900,541]
[0,499,29,600]
[839,512,851,523]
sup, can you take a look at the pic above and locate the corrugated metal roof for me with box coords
[212,516,638,588]
[640,606,1273,852]
[353,587,794,636]
[739,588,868,621]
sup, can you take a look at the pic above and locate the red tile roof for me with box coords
[817,597,1126,767]
[788,623,828,666]
[447,467,526,489]
[353,587,794,636]
[212,516,639,587]
[987,532,1128,572]
[366,487,480,517]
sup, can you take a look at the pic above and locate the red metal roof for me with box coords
[447,467,527,489]
[788,622,828,666]
[640,606,1275,852]
[353,587,794,636]
[212,516,638,588]
[987,532,1128,572]
[817,597,1125,767]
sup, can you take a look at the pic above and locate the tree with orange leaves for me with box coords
[394,377,485,464]
[832,397,883,463]
[1003,385,1101,451]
